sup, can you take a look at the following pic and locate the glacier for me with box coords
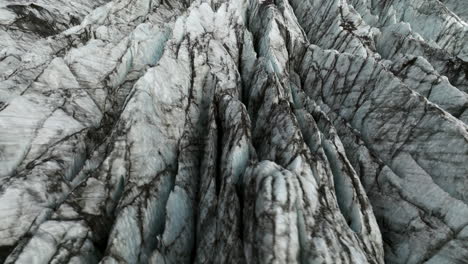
[0,0,467,263]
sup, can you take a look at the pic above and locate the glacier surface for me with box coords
[0,0,467,263]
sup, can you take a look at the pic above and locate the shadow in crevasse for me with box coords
[7,4,59,37]
[0,245,14,263]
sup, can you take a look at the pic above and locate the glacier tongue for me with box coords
[0,0,467,263]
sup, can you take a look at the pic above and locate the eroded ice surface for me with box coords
[0,0,467,263]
